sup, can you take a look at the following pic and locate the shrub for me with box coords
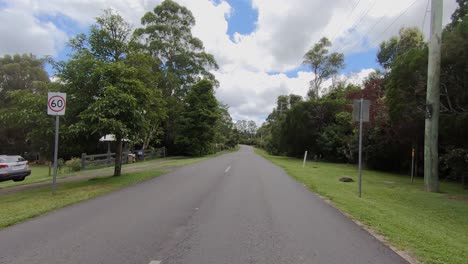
[65,157,82,172]
[57,158,65,173]
[440,147,468,181]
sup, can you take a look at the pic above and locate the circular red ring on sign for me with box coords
[48,95,66,112]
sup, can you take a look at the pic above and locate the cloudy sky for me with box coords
[0,0,458,124]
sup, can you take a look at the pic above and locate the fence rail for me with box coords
[80,147,166,170]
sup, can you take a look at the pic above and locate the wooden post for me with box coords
[81,153,86,170]
[107,147,112,166]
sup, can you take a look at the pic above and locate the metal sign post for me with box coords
[47,92,67,193]
[353,99,370,198]
[411,148,415,183]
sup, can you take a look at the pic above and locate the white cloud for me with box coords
[0,7,67,56]
[214,67,373,125]
[0,0,460,124]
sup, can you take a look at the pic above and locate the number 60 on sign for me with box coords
[47,92,67,116]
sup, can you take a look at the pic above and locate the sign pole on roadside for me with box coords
[47,92,67,194]
[411,148,415,183]
[353,99,370,198]
[358,99,364,198]
[52,116,59,193]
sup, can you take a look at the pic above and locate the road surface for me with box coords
[0,145,407,264]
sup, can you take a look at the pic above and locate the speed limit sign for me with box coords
[47,92,67,116]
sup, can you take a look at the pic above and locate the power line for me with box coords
[421,0,430,35]
[348,0,377,34]
[331,0,362,42]
[336,0,377,52]
[372,0,421,46]
[346,15,385,52]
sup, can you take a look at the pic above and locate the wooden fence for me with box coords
[81,151,132,170]
[80,147,166,170]
[137,147,166,160]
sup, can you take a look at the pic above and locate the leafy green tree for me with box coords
[125,52,167,150]
[175,80,219,156]
[377,27,427,160]
[59,10,165,176]
[0,87,53,158]
[447,0,468,30]
[213,103,238,149]
[0,54,50,157]
[134,0,218,151]
[303,37,344,99]
[0,54,49,102]
[377,27,424,70]
[134,0,218,97]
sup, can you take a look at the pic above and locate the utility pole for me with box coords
[424,0,443,192]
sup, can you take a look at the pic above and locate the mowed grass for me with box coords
[256,149,468,264]
[0,170,165,229]
[0,147,239,189]
[0,147,240,229]
[0,165,52,188]
[0,158,172,189]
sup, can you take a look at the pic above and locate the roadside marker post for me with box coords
[353,99,370,198]
[47,92,67,193]
[303,151,308,168]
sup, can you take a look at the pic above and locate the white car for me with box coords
[0,155,31,182]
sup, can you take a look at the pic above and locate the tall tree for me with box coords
[247,120,258,136]
[303,37,344,99]
[175,80,219,156]
[377,27,427,160]
[377,27,424,70]
[134,0,218,151]
[134,0,218,97]
[214,103,238,149]
[59,10,165,176]
[0,54,50,157]
[0,54,49,102]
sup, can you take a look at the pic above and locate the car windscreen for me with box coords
[0,156,25,163]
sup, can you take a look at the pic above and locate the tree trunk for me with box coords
[143,125,156,150]
[114,136,123,177]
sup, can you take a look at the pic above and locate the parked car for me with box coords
[0,155,31,182]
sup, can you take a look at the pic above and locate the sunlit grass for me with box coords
[0,147,239,189]
[256,148,468,264]
[0,170,165,229]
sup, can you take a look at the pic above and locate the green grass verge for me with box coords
[0,158,175,189]
[256,148,468,264]
[0,170,165,229]
[0,147,240,189]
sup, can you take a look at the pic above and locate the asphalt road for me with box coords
[0,145,407,264]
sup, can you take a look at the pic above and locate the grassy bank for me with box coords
[256,149,468,264]
[0,170,165,229]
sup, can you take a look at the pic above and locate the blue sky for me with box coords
[225,0,258,41]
